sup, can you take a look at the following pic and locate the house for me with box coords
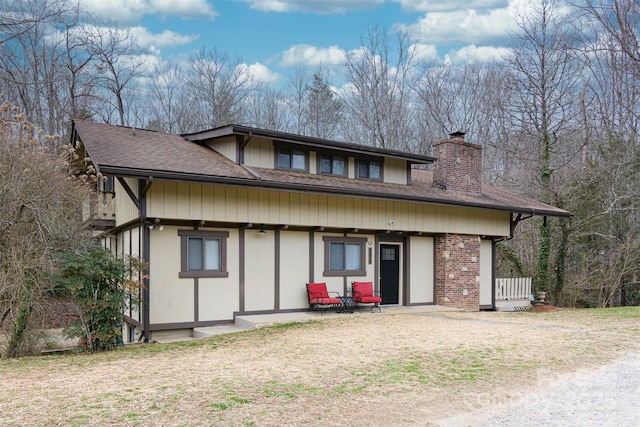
[70,120,570,342]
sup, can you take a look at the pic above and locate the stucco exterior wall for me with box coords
[408,236,435,304]
[279,231,311,310]
[479,239,494,307]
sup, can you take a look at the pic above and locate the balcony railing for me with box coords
[496,277,531,301]
[82,191,115,230]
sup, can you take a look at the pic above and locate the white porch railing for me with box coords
[496,277,532,300]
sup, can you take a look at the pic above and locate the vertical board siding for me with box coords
[385,158,408,184]
[244,138,273,168]
[147,182,510,235]
[115,177,140,226]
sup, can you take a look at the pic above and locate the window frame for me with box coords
[178,230,229,278]
[356,158,383,181]
[318,153,348,176]
[323,236,367,276]
[274,143,308,172]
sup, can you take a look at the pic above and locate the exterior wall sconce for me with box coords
[148,218,163,231]
[258,224,266,235]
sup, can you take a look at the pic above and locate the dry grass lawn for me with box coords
[1,307,639,426]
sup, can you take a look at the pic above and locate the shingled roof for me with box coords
[72,120,570,218]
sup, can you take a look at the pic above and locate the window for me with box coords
[319,154,346,176]
[323,236,367,276]
[179,230,229,278]
[357,159,382,180]
[277,148,307,171]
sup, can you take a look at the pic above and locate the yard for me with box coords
[1,307,639,426]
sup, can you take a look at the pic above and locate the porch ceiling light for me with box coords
[258,224,266,235]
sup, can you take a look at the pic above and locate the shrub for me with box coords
[54,248,145,352]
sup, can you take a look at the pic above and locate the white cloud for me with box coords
[80,0,217,24]
[397,0,530,46]
[280,44,345,67]
[393,0,509,13]
[412,43,439,62]
[242,0,384,14]
[444,44,509,64]
[130,27,199,50]
[240,62,282,84]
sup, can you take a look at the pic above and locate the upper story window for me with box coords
[357,159,382,180]
[178,230,229,278]
[319,154,346,176]
[277,148,307,171]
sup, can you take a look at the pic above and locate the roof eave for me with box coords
[182,125,436,164]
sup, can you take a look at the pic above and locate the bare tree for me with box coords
[505,0,583,296]
[146,61,193,133]
[87,24,146,126]
[0,100,91,357]
[184,48,253,131]
[340,27,420,150]
[283,68,310,135]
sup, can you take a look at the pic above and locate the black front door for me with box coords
[379,244,400,305]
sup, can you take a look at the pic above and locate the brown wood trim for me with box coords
[274,229,280,311]
[309,231,314,282]
[150,320,233,331]
[404,236,410,305]
[194,277,199,322]
[239,228,245,313]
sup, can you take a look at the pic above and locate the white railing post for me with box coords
[495,277,531,300]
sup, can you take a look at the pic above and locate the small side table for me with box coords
[336,296,355,313]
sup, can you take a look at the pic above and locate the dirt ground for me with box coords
[1,307,639,426]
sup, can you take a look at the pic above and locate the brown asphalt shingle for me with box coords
[73,120,254,180]
[73,120,569,217]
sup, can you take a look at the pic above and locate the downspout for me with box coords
[239,132,262,180]
[139,176,153,343]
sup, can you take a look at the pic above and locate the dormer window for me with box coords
[357,159,382,180]
[277,148,307,171]
[319,154,346,176]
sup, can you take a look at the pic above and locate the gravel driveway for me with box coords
[437,351,640,427]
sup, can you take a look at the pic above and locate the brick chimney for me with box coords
[433,132,482,194]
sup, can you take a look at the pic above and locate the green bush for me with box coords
[53,248,145,352]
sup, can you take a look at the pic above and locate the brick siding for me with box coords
[435,234,481,311]
[433,137,482,194]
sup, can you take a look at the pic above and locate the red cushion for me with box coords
[307,282,329,299]
[353,282,375,301]
[359,296,382,303]
[310,297,341,305]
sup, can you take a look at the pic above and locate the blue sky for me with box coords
[78,0,529,85]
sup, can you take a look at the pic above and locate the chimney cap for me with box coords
[449,131,466,139]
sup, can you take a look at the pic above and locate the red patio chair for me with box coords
[352,281,382,312]
[306,282,341,315]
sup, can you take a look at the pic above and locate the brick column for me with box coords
[435,234,481,311]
